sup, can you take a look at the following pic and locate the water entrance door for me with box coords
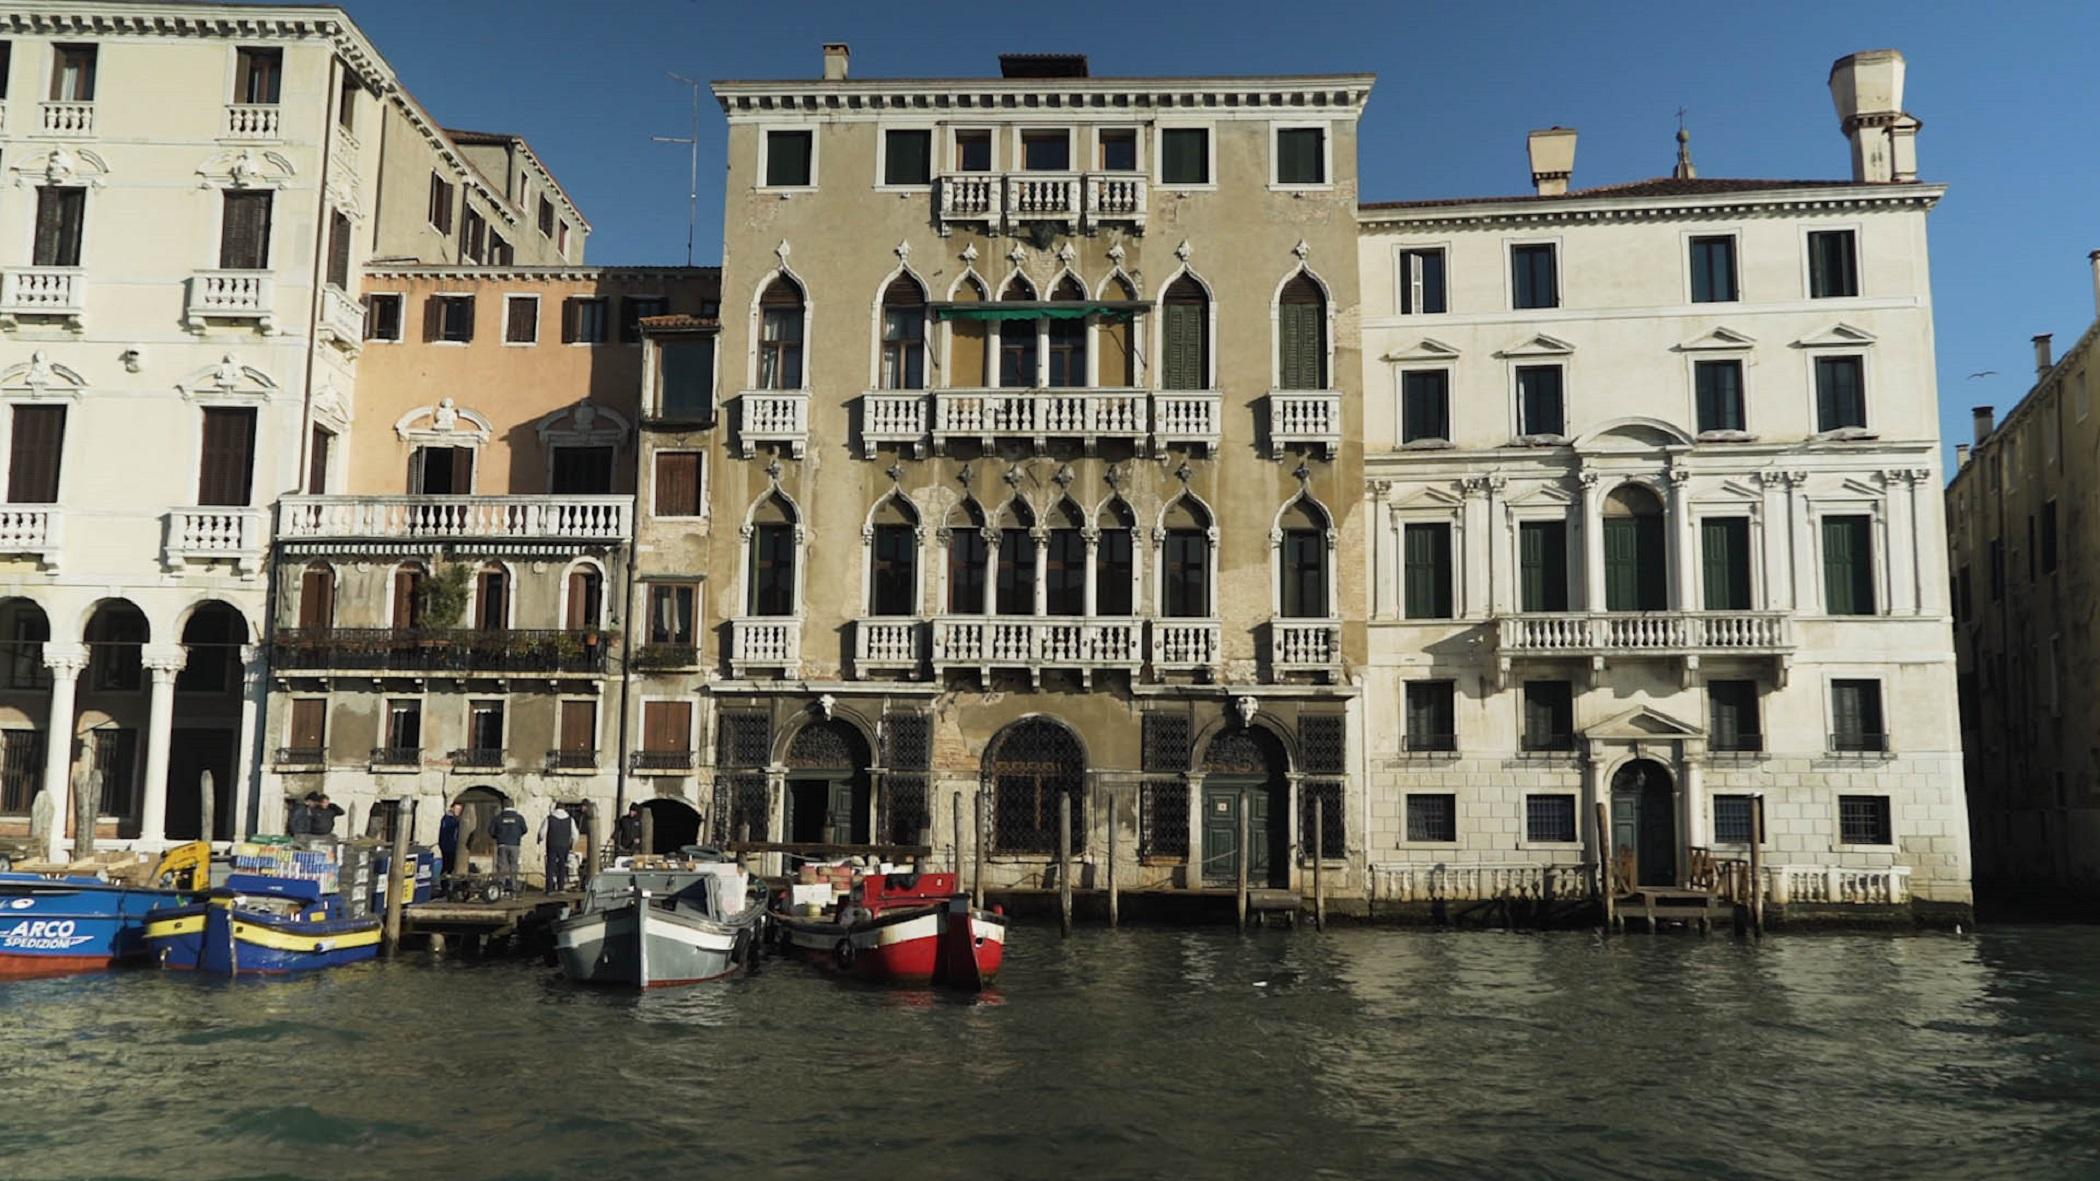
[1610,759,1678,888]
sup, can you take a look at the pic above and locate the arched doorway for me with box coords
[167,601,244,841]
[1602,485,1668,612]
[0,598,52,821]
[984,717,1085,855]
[640,797,700,854]
[1200,726,1290,888]
[80,599,149,838]
[783,719,871,846]
[453,785,510,867]
[1610,758,1677,888]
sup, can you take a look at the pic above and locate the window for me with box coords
[993,504,1035,616]
[558,700,596,760]
[1405,680,1456,752]
[1161,275,1209,391]
[1046,313,1086,389]
[1815,356,1867,432]
[1701,517,1753,610]
[1708,680,1762,752]
[1712,795,1763,845]
[409,446,473,495]
[1095,504,1135,616]
[233,47,281,105]
[364,294,402,342]
[287,699,326,761]
[1694,359,1745,434]
[1278,501,1328,619]
[1830,679,1886,753]
[297,563,334,630]
[218,191,273,270]
[954,130,992,172]
[1020,130,1068,172]
[2041,500,2058,574]
[646,583,696,645]
[997,275,1038,387]
[51,44,95,102]
[474,564,508,631]
[32,187,85,267]
[658,339,715,422]
[557,221,570,256]
[1401,370,1450,444]
[336,72,356,131]
[1809,229,1859,298]
[1603,486,1668,612]
[550,446,613,494]
[504,296,538,344]
[621,296,667,343]
[1822,514,1875,615]
[1525,795,1577,843]
[869,505,917,617]
[86,605,145,692]
[1044,502,1085,617]
[7,406,65,504]
[0,44,9,96]
[747,496,796,617]
[1689,235,1738,303]
[1277,273,1327,390]
[880,275,927,390]
[1511,243,1558,310]
[538,196,555,237]
[427,172,453,233]
[1275,126,1326,185]
[565,566,603,630]
[1839,795,1893,845]
[883,129,931,186]
[467,700,504,755]
[326,209,352,290]
[1098,128,1137,172]
[425,295,474,343]
[947,509,988,614]
[1160,127,1209,185]
[654,451,702,517]
[384,700,422,751]
[1519,520,1569,612]
[1403,523,1453,619]
[1522,681,1574,751]
[758,278,805,389]
[1161,500,1211,618]
[560,297,607,344]
[1516,365,1565,437]
[391,563,427,628]
[196,407,256,507]
[642,701,692,757]
[764,129,814,187]
[1406,794,1457,843]
[1398,248,1447,315]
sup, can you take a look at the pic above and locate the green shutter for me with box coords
[1702,518,1751,610]
[1404,524,1450,619]
[1279,301,1322,390]
[1823,516,1874,614]
[1603,519,1638,611]
[1163,301,1202,390]
[1520,521,1568,612]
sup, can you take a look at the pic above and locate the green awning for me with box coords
[933,300,1145,322]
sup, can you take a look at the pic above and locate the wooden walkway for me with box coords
[403,893,578,949]
[1615,886,1731,932]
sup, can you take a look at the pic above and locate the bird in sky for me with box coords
[1967,370,1998,379]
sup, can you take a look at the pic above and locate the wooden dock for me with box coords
[1614,886,1731,933]
[403,893,578,954]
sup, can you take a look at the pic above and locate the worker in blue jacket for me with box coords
[437,802,463,878]
[487,804,528,894]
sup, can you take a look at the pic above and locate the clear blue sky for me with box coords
[339,0,2100,468]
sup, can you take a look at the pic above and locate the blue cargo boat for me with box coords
[0,844,209,978]
[145,843,380,976]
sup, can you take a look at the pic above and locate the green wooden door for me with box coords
[826,779,855,847]
[1203,785,1239,886]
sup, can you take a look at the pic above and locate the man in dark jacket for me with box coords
[288,793,318,837]
[488,804,528,894]
[437,802,463,878]
[615,804,644,857]
[308,794,344,837]
[540,804,575,893]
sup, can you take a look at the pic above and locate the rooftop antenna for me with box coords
[653,73,702,267]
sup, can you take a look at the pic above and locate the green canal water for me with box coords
[3,925,2098,1180]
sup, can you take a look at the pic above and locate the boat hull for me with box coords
[775,897,1006,988]
[144,903,380,976]
[0,875,191,978]
[554,898,758,989]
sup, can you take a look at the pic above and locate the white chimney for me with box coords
[822,42,850,81]
[2035,333,2054,375]
[1830,50,1920,183]
[1955,443,1971,468]
[1527,127,1576,197]
[2089,249,2100,319]
[1972,405,1995,444]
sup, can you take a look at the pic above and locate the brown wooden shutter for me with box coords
[393,566,421,628]
[643,701,691,752]
[559,700,595,754]
[422,296,443,342]
[196,407,256,506]
[450,447,474,493]
[327,211,351,289]
[298,565,334,630]
[565,571,586,629]
[307,426,331,494]
[7,405,65,504]
[219,191,273,270]
[507,297,536,342]
[290,699,326,750]
[33,188,84,267]
[561,297,580,344]
[654,451,699,517]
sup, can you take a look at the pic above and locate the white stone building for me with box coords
[1353,50,1970,914]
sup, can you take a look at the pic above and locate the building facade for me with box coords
[1355,50,1970,912]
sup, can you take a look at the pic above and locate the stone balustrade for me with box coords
[163,507,265,574]
[0,267,86,324]
[932,388,1146,451]
[1153,391,1221,451]
[737,390,809,457]
[185,270,275,331]
[729,617,801,678]
[1268,390,1343,455]
[1270,618,1342,675]
[932,616,1143,681]
[860,392,928,457]
[320,285,365,353]
[1151,619,1221,672]
[0,505,62,568]
[853,618,923,677]
[1371,862,1599,902]
[276,495,633,542]
[1498,611,1793,656]
[1083,173,1148,227]
[223,103,281,139]
[40,100,93,135]
[937,172,1150,231]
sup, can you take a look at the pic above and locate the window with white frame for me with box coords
[1273,125,1327,186]
[504,295,538,344]
[763,129,814,188]
[1158,126,1211,186]
[1398,247,1446,315]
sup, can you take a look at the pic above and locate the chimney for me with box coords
[2089,249,2100,319]
[1527,127,1576,197]
[1972,405,1995,444]
[822,42,850,81]
[1955,443,1971,468]
[2034,333,2054,375]
[1829,49,1920,183]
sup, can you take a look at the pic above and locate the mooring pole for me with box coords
[1594,801,1615,932]
[972,790,986,910]
[1235,788,1249,934]
[382,798,410,959]
[1313,794,1326,932]
[640,807,656,860]
[1748,795,1766,938]
[199,769,216,849]
[737,822,749,875]
[1107,792,1119,929]
[1057,792,1073,939]
[951,791,964,875]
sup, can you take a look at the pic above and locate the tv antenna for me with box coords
[653,72,703,266]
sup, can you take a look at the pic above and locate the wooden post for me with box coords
[382,799,410,958]
[639,807,656,859]
[199,769,216,847]
[1235,787,1249,934]
[1313,794,1326,932]
[737,822,750,875]
[972,790,986,910]
[1106,790,1119,930]
[1748,795,1765,937]
[1594,801,1615,932]
[1057,792,1072,939]
[951,791,964,875]
[71,743,96,862]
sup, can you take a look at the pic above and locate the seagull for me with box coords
[1967,370,1998,379]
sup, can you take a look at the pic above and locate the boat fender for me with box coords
[833,938,855,969]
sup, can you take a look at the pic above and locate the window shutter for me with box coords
[561,298,580,344]
[1278,297,1323,390]
[1403,524,1449,619]
[327,211,351,289]
[291,699,326,750]
[393,569,419,628]
[1832,682,1862,745]
[1519,521,1568,612]
[307,426,331,494]
[655,451,699,517]
[560,701,595,753]
[7,405,65,504]
[566,571,589,629]
[219,191,272,270]
[34,188,85,268]
[196,408,256,507]
[1603,518,1638,612]
[1823,516,1874,614]
[449,446,474,494]
[422,296,442,342]
[1162,299,1200,391]
[299,566,334,630]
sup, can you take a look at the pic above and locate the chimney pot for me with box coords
[1972,405,1995,444]
[822,42,850,81]
[1956,442,1971,468]
[1527,127,1577,197]
[2035,333,2054,375]
[1830,49,1915,183]
[2088,249,2100,320]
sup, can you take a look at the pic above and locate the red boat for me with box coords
[770,872,1005,989]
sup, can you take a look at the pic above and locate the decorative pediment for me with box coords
[1676,326,1756,351]
[1692,478,1764,506]
[1793,322,1876,349]
[1572,416,1695,451]
[534,399,631,446]
[395,398,493,445]
[1503,480,1577,508]
[1383,337,1461,363]
[1497,333,1575,359]
[1837,476,1888,499]
[11,146,110,188]
[177,354,279,401]
[195,148,296,190]
[0,351,87,397]
[1584,704,1702,741]
[311,378,352,428]
[1391,483,1464,512]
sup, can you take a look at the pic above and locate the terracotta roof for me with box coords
[1361,176,1896,211]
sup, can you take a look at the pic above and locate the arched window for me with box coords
[757,275,805,390]
[994,499,1035,617]
[1161,274,1209,391]
[178,601,245,694]
[868,497,919,616]
[1099,275,1139,388]
[475,562,509,631]
[747,493,798,616]
[1044,498,1086,616]
[1047,275,1087,389]
[879,274,926,390]
[985,717,1086,855]
[998,274,1038,388]
[392,561,428,629]
[1278,498,1330,619]
[947,499,988,614]
[1162,498,1212,618]
[948,275,988,388]
[1278,272,1327,390]
[1603,484,1668,612]
[298,562,335,631]
[1094,499,1135,616]
[565,564,603,630]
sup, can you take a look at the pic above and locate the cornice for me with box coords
[363,264,718,282]
[1358,184,1945,230]
[713,76,1375,117]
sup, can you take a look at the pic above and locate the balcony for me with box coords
[737,390,808,458]
[1269,618,1343,679]
[932,388,1146,453]
[1494,611,1793,686]
[931,616,1142,687]
[1153,391,1222,453]
[1083,173,1148,229]
[1268,391,1343,456]
[632,642,700,672]
[449,748,503,769]
[318,286,365,354]
[853,618,924,679]
[370,747,420,768]
[861,392,928,457]
[1150,619,1221,674]
[545,749,598,773]
[223,103,282,140]
[271,628,614,676]
[276,495,632,543]
[631,749,695,775]
[274,746,324,768]
[1007,173,1081,223]
[0,267,86,327]
[729,617,801,678]
[0,506,62,569]
[40,101,94,136]
[163,507,265,575]
[184,270,276,332]
[935,172,1147,233]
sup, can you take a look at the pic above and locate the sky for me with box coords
[335,0,2100,470]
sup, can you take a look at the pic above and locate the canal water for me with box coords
[3,925,2097,1180]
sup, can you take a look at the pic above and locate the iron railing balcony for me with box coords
[448,747,503,769]
[370,746,420,767]
[632,642,700,671]
[274,746,324,766]
[631,750,695,774]
[1828,731,1890,756]
[545,749,598,772]
[270,628,615,675]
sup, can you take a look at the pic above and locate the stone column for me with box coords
[1904,469,1932,615]
[1032,528,1049,617]
[1483,476,1510,615]
[1081,528,1100,617]
[1755,470,1788,611]
[1460,477,1490,619]
[232,644,265,844]
[1680,741,1706,876]
[979,527,998,615]
[1667,465,1695,611]
[1368,481,1393,620]
[137,645,187,849]
[1578,469,1605,612]
[1786,471,1815,611]
[39,643,87,861]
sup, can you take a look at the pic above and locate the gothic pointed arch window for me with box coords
[1278,497,1331,619]
[998,274,1038,388]
[948,274,990,387]
[947,499,988,614]
[747,492,798,617]
[1278,271,1328,390]
[994,498,1036,616]
[757,274,805,390]
[1094,499,1136,616]
[1099,274,1139,388]
[1161,273,1210,391]
[1044,498,1086,616]
[879,273,927,390]
[1162,497,1213,618]
[1047,275,1088,389]
[868,496,920,616]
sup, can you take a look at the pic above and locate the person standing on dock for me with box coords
[615,804,644,858]
[540,803,576,894]
[438,802,464,879]
[488,803,528,895]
